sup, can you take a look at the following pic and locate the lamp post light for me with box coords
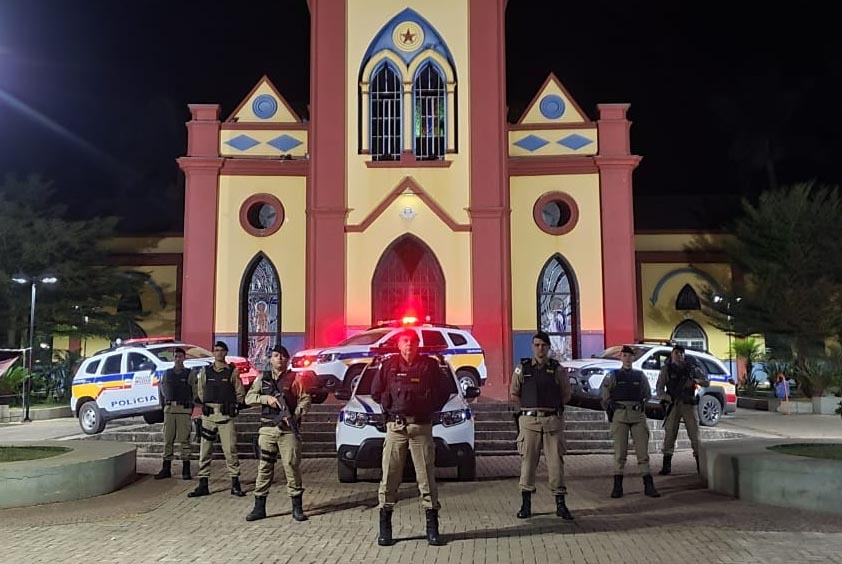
[713,294,742,382]
[11,274,58,422]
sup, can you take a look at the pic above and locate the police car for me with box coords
[333,348,480,483]
[291,318,487,394]
[564,343,737,426]
[70,340,255,435]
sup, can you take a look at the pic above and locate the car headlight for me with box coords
[317,353,339,363]
[434,409,471,427]
[340,410,367,428]
[581,368,606,377]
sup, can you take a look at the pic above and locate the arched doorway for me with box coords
[537,254,579,361]
[672,319,707,352]
[240,253,281,372]
[372,235,445,323]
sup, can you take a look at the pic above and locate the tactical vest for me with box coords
[519,358,563,411]
[260,371,297,420]
[666,361,697,403]
[380,356,437,417]
[203,364,237,404]
[161,368,192,405]
[610,368,646,402]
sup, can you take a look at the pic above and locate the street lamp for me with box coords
[713,294,742,381]
[11,274,58,422]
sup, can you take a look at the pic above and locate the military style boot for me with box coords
[659,454,672,476]
[377,508,394,547]
[181,460,192,480]
[610,475,623,498]
[153,460,171,480]
[231,476,246,497]
[555,495,574,520]
[643,474,661,497]
[245,496,267,521]
[516,491,532,519]
[188,477,210,497]
[291,494,308,522]
[425,509,446,546]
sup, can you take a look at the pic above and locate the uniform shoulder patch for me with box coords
[514,365,522,375]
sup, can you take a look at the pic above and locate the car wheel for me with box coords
[142,410,164,425]
[79,401,106,435]
[697,394,722,427]
[338,459,357,483]
[456,453,477,481]
[456,370,479,395]
[311,390,329,404]
[342,365,365,391]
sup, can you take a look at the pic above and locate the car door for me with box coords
[639,349,670,395]
[96,352,126,414]
[125,351,159,410]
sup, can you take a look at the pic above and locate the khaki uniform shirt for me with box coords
[196,362,245,421]
[510,358,572,409]
[655,361,709,401]
[246,369,312,420]
[600,368,651,410]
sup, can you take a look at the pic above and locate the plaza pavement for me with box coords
[1,411,841,563]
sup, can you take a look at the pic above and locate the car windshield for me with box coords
[336,328,393,346]
[597,345,648,361]
[355,355,458,397]
[150,345,213,361]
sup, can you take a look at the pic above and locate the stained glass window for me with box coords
[243,256,280,372]
[538,255,577,361]
[413,62,446,160]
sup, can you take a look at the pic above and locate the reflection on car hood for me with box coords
[562,359,621,371]
[293,348,323,357]
[345,394,464,414]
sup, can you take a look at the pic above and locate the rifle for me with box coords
[661,400,674,428]
[271,391,302,441]
[606,402,615,423]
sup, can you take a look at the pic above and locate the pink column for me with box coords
[307,0,347,347]
[469,0,511,400]
[595,104,641,346]
[177,104,222,347]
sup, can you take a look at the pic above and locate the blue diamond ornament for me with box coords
[513,135,549,152]
[225,134,260,151]
[267,134,303,153]
[557,134,592,151]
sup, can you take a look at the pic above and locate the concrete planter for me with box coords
[768,398,814,414]
[811,396,841,415]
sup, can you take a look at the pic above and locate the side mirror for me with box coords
[464,386,481,399]
[334,389,352,401]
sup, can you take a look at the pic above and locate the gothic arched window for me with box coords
[370,63,402,161]
[672,320,707,352]
[240,254,281,372]
[537,254,579,361]
[675,283,701,310]
[412,61,446,160]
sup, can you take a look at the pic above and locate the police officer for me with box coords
[511,331,574,520]
[245,344,311,522]
[154,347,196,480]
[656,344,709,475]
[188,341,247,498]
[601,345,660,498]
[371,329,451,547]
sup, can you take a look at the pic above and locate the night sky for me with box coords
[1,1,840,232]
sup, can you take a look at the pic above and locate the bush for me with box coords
[795,356,842,398]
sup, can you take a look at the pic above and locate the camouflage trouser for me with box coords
[197,416,240,478]
[662,402,700,456]
[516,414,567,495]
[161,409,192,461]
[253,424,302,497]
[378,421,439,510]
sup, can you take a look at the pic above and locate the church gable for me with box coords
[226,75,301,124]
[518,73,590,125]
[360,7,455,72]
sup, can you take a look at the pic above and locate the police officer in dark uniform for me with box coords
[510,331,574,520]
[245,344,311,522]
[154,347,196,480]
[188,341,246,498]
[371,329,451,547]
[601,345,660,498]
[656,344,709,475]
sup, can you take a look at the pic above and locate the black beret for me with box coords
[271,344,290,357]
[213,341,229,352]
[532,331,551,345]
[621,345,635,354]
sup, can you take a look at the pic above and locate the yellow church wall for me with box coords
[214,175,307,334]
[346,192,472,328]
[635,232,731,252]
[346,1,471,227]
[509,174,604,332]
[639,262,733,358]
[508,128,599,157]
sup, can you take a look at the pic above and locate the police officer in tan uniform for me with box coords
[154,347,196,480]
[601,345,660,498]
[188,341,247,498]
[511,331,574,520]
[245,344,311,522]
[371,329,451,547]
[656,344,709,475]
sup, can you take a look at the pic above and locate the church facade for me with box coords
[174,1,734,399]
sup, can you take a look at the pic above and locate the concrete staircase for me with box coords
[85,402,741,459]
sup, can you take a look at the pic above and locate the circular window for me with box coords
[533,192,579,235]
[239,194,285,237]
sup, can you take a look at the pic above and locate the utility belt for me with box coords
[613,402,644,411]
[386,414,430,425]
[520,409,559,417]
[165,400,193,409]
[201,403,239,417]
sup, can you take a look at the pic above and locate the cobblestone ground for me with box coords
[2,452,841,564]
